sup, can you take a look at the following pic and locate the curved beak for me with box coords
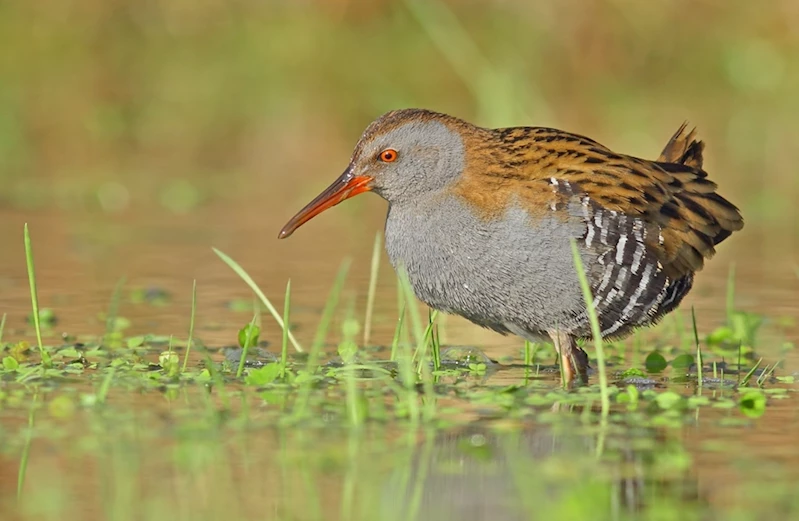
[278,167,373,239]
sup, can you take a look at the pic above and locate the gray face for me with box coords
[350,119,466,204]
[277,111,470,240]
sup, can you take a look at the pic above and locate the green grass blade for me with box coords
[430,311,441,372]
[0,313,6,344]
[691,307,703,392]
[313,259,351,350]
[97,366,116,403]
[757,361,778,387]
[281,280,291,378]
[213,247,303,352]
[396,265,423,346]
[23,224,51,368]
[17,391,37,500]
[416,311,439,420]
[363,233,382,347]
[414,310,439,372]
[341,301,364,427]
[201,349,230,411]
[390,304,406,362]
[403,429,434,521]
[181,280,197,373]
[569,238,609,416]
[340,431,361,521]
[740,358,763,387]
[523,340,535,381]
[523,341,533,366]
[397,325,420,426]
[294,263,351,421]
[105,277,126,339]
[236,313,259,379]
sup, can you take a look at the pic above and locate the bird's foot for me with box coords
[548,330,589,388]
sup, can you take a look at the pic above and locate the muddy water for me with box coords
[0,196,798,521]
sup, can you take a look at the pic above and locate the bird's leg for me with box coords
[548,330,589,387]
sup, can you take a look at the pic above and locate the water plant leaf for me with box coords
[338,340,358,364]
[2,356,19,371]
[468,363,487,375]
[616,385,640,410]
[159,351,180,377]
[238,324,260,349]
[739,390,766,418]
[9,342,30,362]
[671,353,695,370]
[655,391,683,410]
[127,336,145,349]
[645,352,668,373]
[48,395,76,419]
[245,363,281,386]
[620,367,645,378]
[27,308,57,328]
[129,287,172,306]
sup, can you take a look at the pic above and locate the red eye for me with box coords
[379,149,398,162]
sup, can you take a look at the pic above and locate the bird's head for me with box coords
[278,109,472,239]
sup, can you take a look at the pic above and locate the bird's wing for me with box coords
[455,125,744,279]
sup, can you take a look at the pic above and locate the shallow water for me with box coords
[0,199,798,521]
[1,202,796,358]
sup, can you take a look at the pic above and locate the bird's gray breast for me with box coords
[383,194,594,337]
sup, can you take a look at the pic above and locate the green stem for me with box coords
[23,224,51,368]
[213,248,303,352]
[281,280,291,378]
[236,313,259,379]
[17,391,37,500]
[692,307,703,392]
[181,280,197,373]
[569,239,609,416]
[312,260,351,350]
[0,313,6,344]
[363,233,382,347]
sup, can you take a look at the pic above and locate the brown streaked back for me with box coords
[451,122,743,279]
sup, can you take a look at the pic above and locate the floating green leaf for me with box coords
[338,340,358,364]
[27,308,57,328]
[2,356,19,371]
[739,391,766,418]
[645,352,668,373]
[159,351,180,377]
[245,363,281,386]
[671,353,695,370]
[48,395,76,419]
[238,324,261,349]
[655,391,683,410]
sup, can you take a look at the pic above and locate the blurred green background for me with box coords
[0,5,797,519]
[0,0,797,230]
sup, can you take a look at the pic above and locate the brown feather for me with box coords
[452,122,743,279]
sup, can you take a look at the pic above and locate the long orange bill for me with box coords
[278,168,373,239]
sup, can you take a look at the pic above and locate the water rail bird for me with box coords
[279,109,743,384]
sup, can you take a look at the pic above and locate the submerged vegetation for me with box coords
[0,225,796,520]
